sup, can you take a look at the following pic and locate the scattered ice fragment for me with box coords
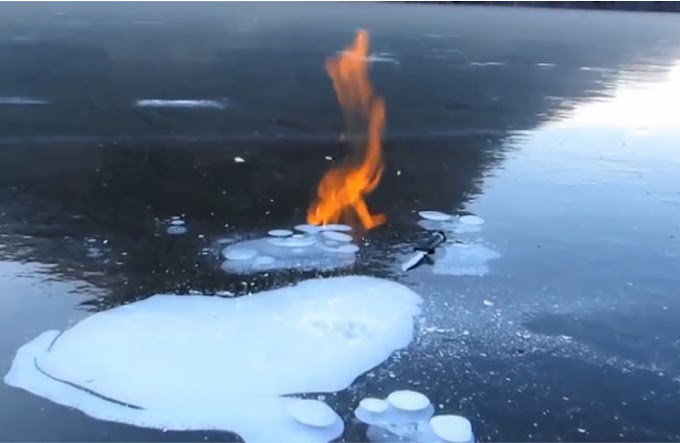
[5,276,421,441]
[459,215,484,226]
[578,428,587,434]
[396,170,402,176]
[287,399,339,428]
[166,226,188,235]
[234,157,245,163]
[418,211,452,221]
[320,224,352,232]
[360,398,389,414]
[469,61,504,67]
[483,300,494,307]
[295,224,323,234]
[325,156,333,160]
[171,216,181,220]
[387,390,431,412]
[322,231,352,242]
[223,248,258,261]
[268,229,293,237]
[430,415,474,443]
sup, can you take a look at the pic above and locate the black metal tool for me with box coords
[401,231,447,272]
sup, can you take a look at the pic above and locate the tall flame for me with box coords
[307,30,386,231]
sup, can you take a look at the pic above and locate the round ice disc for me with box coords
[287,399,339,428]
[253,256,275,266]
[429,415,473,443]
[170,219,185,226]
[459,215,484,226]
[337,244,360,254]
[418,211,452,221]
[321,224,352,232]
[387,390,430,412]
[271,235,316,248]
[295,224,323,234]
[166,226,187,235]
[223,248,257,261]
[322,231,352,242]
[359,398,389,414]
[268,229,293,237]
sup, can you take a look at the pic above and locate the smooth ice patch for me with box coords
[134,99,229,110]
[433,243,500,276]
[4,276,422,442]
[0,96,48,105]
[458,215,484,226]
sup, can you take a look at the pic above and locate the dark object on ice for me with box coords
[401,231,447,272]
[415,231,447,254]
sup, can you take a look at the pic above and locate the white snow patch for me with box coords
[5,276,422,442]
[134,99,229,110]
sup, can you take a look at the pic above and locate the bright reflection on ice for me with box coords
[550,60,680,130]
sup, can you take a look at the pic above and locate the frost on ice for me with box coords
[4,276,422,443]
[220,224,359,274]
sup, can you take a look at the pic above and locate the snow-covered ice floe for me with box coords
[133,99,229,110]
[4,276,422,443]
[354,390,475,443]
[221,224,359,274]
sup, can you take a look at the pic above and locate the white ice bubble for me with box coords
[387,390,431,412]
[295,224,323,234]
[134,99,228,110]
[170,219,185,226]
[166,226,188,235]
[223,248,258,261]
[321,224,352,232]
[418,211,452,221]
[322,231,352,242]
[336,244,360,254]
[287,399,339,428]
[430,415,474,443]
[268,229,293,238]
[459,215,484,226]
[254,256,276,266]
[4,276,421,442]
[269,235,317,248]
[360,398,389,414]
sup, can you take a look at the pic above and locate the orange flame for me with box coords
[307,30,386,231]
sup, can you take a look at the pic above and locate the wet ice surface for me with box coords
[4,276,421,442]
[220,225,359,274]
